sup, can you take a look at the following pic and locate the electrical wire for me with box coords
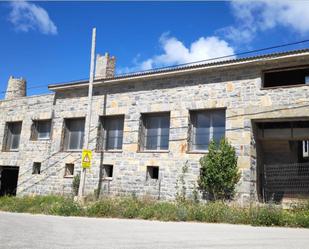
[1,38,309,96]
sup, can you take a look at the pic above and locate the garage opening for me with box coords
[0,166,19,196]
[255,120,309,202]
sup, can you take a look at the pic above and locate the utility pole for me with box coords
[78,27,96,199]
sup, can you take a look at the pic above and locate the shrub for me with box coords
[198,139,240,200]
[202,201,230,223]
[151,202,178,221]
[0,195,66,214]
[117,198,142,218]
[176,204,189,221]
[250,205,284,226]
[86,199,114,217]
[72,173,80,196]
[175,162,189,203]
[293,211,309,228]
[49,198,83,216]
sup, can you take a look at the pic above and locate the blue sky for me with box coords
[1,1,309,98]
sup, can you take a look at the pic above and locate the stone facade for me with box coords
[1,50,309,203]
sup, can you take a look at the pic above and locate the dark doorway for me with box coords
[0,166,19,196]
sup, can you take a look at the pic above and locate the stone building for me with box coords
[1,49,309,204]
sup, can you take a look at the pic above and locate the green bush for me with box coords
[293,211,309,228]
[86,199,114,217]
[117,198,142,218]
[0,195,66,214]
[198,139,240,200]
[139,205,156,219]
[250,205,284,226]
[72,174,80,196]
[49,198,83,216]
[151,202,178,221]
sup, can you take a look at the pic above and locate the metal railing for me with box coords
[263,162,309,202]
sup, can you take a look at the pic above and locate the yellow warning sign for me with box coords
[82,149,92,169]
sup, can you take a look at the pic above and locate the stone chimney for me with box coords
[5,76,26,100]
[95,52,116,79]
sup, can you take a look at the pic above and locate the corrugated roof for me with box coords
[48,48,309,90]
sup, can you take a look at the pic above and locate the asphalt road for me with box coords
[1,211,309,249]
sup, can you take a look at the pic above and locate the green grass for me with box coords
[0,195,308,228]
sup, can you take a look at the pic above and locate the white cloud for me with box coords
[118,33,235,73]
[8,1,57,35]
[223,0,309,43]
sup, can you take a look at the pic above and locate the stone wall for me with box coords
[1,54,309,203]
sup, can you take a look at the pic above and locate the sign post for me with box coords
[82,149,92,169]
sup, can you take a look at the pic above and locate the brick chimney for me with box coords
[95,52,116,79]
[5,76,26,100]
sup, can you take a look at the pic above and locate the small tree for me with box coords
[175,161,189,203]
[198,139,240,200]
[72,173,80,196]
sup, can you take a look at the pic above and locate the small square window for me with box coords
[101,164,113,179]
[305,76,309,84]
[64,163,74,177]
[146,166,159,180]
[32,162,41,175]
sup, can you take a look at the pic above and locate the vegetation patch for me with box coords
[0,195,309,228]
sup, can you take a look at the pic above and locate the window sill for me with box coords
[37,138,51,141]
[64,175,74,178]
[261,84,309,90]
[105,150,123,153]
[187,150,208,154]
[2,149,19,152]
[62,150,82,153]
[138,150,169,153]
[102,177,113,181]
[31,139,51,142]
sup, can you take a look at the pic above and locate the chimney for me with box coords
[95,52,116,79]
[5,76,26,100]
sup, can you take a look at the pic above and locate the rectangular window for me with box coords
[140,113,170,151]
[146,166,159,180]
[32,162,41,175]
[101,164,113,179]
[263,66,309,88]
[64,163,74,177]
[189,109,225,151]
[31,120,51,140]
[3,122,22,151]
[63,118,85,151]
[98,115,124,151]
